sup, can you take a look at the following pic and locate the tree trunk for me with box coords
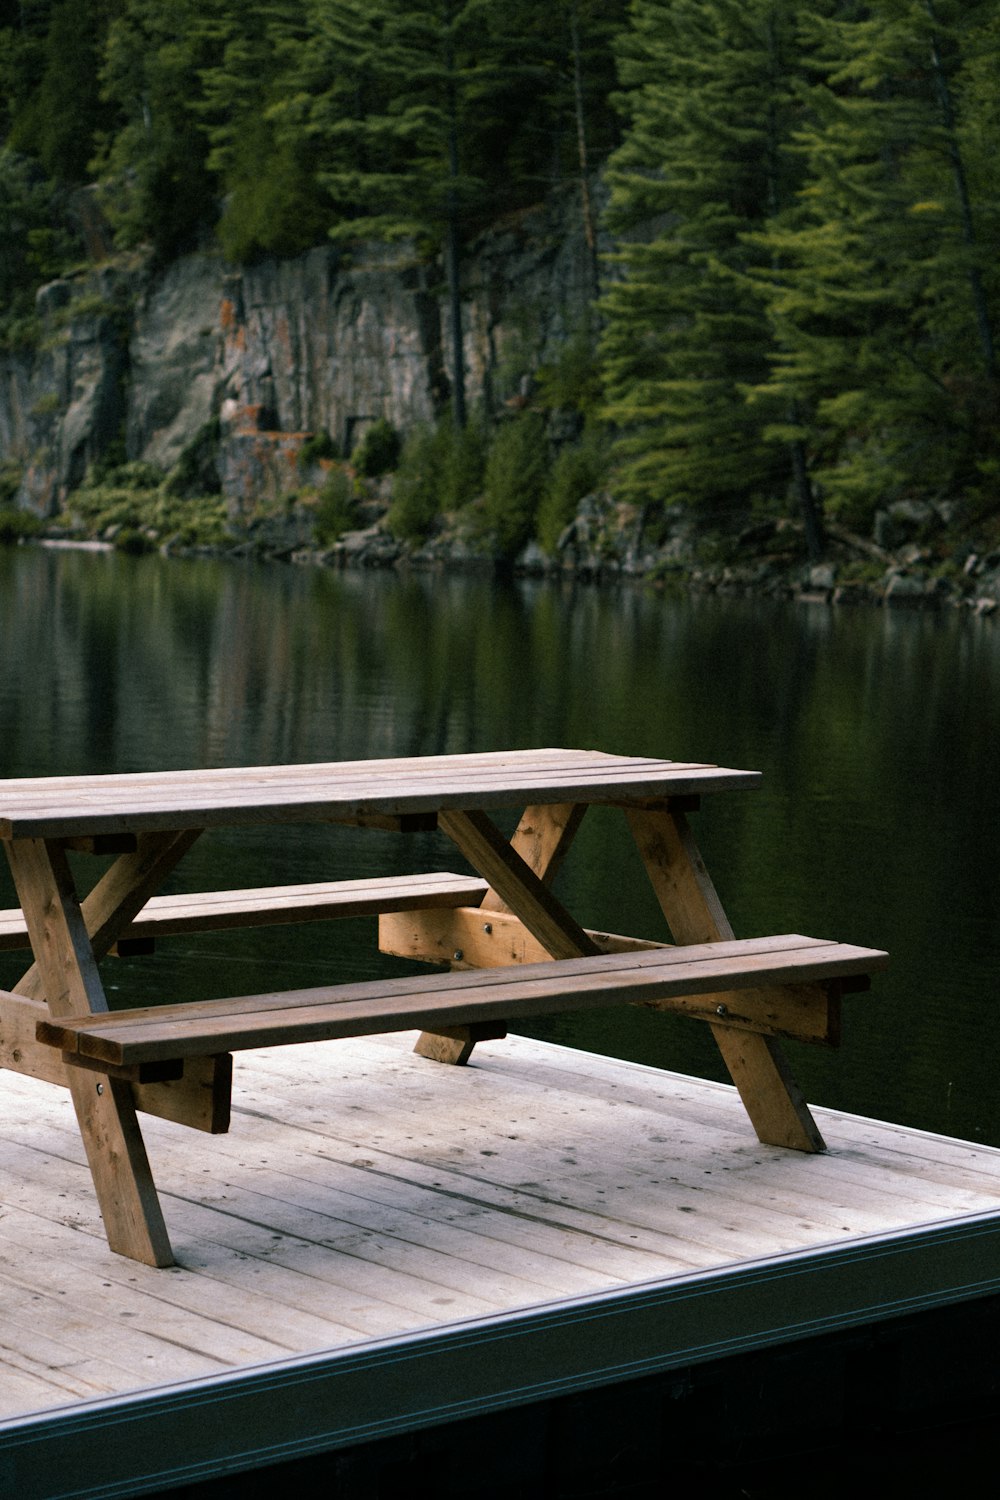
[569,2,599,297]
[444,5,466,427]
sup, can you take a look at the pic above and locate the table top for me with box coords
[0,749,760,840]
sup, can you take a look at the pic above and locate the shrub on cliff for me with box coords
[0,507,43,545]
[387,416,486,543]
[536,424,610,554]
[387,426,443,543]
[481,411,548,558]
[315,468,359,545]
[353,419,401,478]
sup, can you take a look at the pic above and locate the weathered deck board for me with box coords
[2,1031,1000,1431]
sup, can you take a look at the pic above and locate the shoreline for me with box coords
[13,484,1000,618]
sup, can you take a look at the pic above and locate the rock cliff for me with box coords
[1,187,598,520]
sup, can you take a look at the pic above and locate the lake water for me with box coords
[1,542,998,1145]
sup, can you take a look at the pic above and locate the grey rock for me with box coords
[808,563,836,591]
[1,181,600,526]
[884,571,934,606]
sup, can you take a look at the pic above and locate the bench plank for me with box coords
[380,908,847,1046]
[0,873,490,952]
[39,936,887,1067]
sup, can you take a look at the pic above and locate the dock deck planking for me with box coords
[2,1030,999,1481]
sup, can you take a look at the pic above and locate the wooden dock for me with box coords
[2,1032,1000,1497]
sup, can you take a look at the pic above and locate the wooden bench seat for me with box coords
[38,934,888,1071]
[0,872,489,952]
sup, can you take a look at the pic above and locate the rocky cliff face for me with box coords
[1,187,598,520]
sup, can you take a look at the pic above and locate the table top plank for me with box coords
[0,750,760,839]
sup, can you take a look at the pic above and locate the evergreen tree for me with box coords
[511,2,628,291]
[7,0,121,183]
[600,0,821,545]
[288,0,572,427]
[197,1,330,262]
[0,145,80,323]
[750,0,1000,524]
[94,0,223,256]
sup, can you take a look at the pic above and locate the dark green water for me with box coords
[2,543,998,1144]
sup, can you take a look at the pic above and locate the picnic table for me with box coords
[0,749,887,1267]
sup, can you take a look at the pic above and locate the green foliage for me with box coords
[68,468,230,547]
[0,506,43,545]
[164,422,221,498]
[113,459,171,491]
[314,467,358,545]
[536,423,609,553]
[601,0,809,517]
[352,418,401,478]
[113,526,156,555]
[481,411,550,557]
[1,0,632,288]
[438,411,488,510]
[386,413,487,542]
[387,425,447,542]
[0,462,22,507]
[91,1,221,258]
[197,0,333,260]
[744,0,1000,528]
[7,1,117,183]
[298,430,339,467]
[0,147,81,326]
[535,325,602,415]
[600,0,1000,537]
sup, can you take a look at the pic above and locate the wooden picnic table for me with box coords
[0,749,887,1267]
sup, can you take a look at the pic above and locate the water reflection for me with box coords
[1,545,998,1144]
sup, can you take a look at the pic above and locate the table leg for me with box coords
[12,829,201,1003]
[479,803,587,915]
[4,837,175,1265]
[625,805,825,1153]
[416,804,592,1063]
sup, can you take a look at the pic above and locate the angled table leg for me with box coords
[626,805,825,1153]
[417,804,592,1064]
[12,829,201,1003]
[4,836,181,1265]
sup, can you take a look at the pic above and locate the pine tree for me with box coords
[600,0,821,543]
[286,0,572,427]
[197,1,331,262]
[7,0,121,183]
[749,0,1000,525]
[94,0,224,256]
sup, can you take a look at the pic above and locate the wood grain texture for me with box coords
[0,751,761,839]
[479,803,587,914]
[381,905,663,969]
[1,1032,998,1428]
[39,936,885,1067]
[417,802,588,1063]
[4,838,174,1265]
[9,829,200,1001]
[438,809,599,962]
[0,989,231,1131]
[626,806,830,1153]
[0,873,490,952]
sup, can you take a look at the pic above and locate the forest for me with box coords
[1,0,999,558]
